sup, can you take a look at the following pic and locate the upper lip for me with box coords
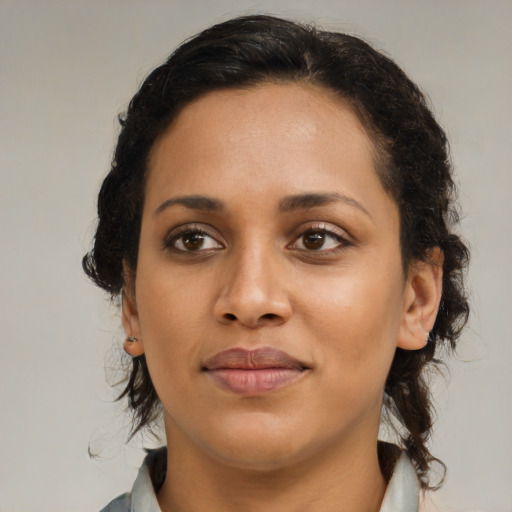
[203,347,308,371]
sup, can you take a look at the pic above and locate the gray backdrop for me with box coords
[1,1,511,511]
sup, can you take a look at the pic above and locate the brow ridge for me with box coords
[155,195,224,215]
[278,192,371,218]
[154,192,371,218]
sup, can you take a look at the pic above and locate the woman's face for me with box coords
[125,83,415,469]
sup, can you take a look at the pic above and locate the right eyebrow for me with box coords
[154,195,225,216]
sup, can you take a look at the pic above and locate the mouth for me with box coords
[202,347,309,395]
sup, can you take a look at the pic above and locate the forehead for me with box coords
[145,83,394,221]
[153,83,375,158]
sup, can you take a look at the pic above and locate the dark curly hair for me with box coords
[83,14,469,489]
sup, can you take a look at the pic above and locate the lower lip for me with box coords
[207,368,305,395]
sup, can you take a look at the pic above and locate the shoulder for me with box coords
[98,492,131,512]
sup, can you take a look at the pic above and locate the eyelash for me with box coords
[163,223,352,255]
[288,223,352,254]
[163,224,223,253]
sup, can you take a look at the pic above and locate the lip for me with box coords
[203,347,309,395]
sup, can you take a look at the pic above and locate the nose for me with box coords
[213,245,293,328]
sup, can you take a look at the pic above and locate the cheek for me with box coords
[135,268,211,379]
[298,261,404,379]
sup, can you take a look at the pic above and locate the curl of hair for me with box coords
[83,15,469,489]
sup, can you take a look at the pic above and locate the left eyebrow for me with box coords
[278,192,372,219]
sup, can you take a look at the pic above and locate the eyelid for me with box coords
[287,222,353,252]
[162,221,352,254]
[163,223,224,252]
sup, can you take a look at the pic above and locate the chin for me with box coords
[204,414,309,471]
[211,445,305,473]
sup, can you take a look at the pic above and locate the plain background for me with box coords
[1,1,511,511]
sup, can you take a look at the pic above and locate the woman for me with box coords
[83,14,469,512]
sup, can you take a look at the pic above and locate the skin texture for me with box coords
[122,83,443,512]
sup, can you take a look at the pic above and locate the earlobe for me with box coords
[121,261,144,357]
[123,334,145,357]
[397,248,444,351]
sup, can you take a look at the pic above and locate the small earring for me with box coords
[124,335,144,357]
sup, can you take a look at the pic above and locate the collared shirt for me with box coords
[100,447,419,512]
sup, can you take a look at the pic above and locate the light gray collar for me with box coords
[379,452,420,511]
[130,461,161,512]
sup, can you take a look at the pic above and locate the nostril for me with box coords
[222,312,280,324]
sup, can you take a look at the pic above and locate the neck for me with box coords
[157,419,387,512]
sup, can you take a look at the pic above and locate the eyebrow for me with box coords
[154,192,371,218]
[155,195,224,215]
[279,192,372,218]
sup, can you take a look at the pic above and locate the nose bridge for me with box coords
[214,232,291,326]
[233,239,274,297]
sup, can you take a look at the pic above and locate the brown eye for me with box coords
[302,231,325,250]
[289,225,350,254]
[168,229,223,253]
[183,233,205,250]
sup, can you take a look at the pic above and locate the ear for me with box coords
[121,260,144,357]
[397,248,444,350]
